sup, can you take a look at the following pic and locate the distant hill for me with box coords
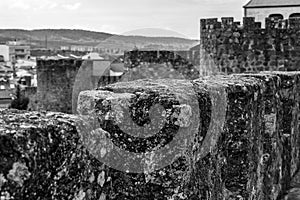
[0,29,198,51]
[96,35,198,51]
[0,29,112,48]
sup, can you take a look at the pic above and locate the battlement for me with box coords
[124,50,200,80]
[200,16,300,75]
[2,72,300,199]
[200,17,300,32]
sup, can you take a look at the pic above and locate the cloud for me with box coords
[62,2,81,10]
[48,3,58,9]
[38,1,58,9]
[10,0,31,10]
[8,0,58,10]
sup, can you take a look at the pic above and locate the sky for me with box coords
[0,0,250,39]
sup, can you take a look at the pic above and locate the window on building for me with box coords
[269,14,284,20]
[15,49,25,53]
[0,85,5,90]
[289,13,300,19]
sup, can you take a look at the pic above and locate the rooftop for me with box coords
[244,0,300,8]
[0,64,13,73]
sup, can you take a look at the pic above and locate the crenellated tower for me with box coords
[200,17,300,74]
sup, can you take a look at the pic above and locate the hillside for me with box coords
[0,29,198,51]
[0,29,112,48]
[96,35,198,51]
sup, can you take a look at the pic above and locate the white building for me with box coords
[244,0,300,27]
[82,52,104,60]
[0,43,30,62]
[0,45,10,62]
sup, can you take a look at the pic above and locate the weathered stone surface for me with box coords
[36,54,199,115]
[192,76,265,199]
[200,17,300,75]
[36,59,83,114]
[124,50,200,80]
[2,72,300,199]
[261,72,300,200]
[79,76,269,199]
[233,72,300,200]
[24,87,38,111]
[0,109,136,200]
[78,79,201,198]
[233,73,283,199]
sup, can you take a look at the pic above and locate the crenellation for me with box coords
[200,19,206,30]
[288,18,300,29]
[200,16,300,74]
[200,18,220,30]
[243,17,256,30]
[201,17,300,33]
[221,17,234,28]
[254,22,262,29]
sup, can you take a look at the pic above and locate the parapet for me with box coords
[200,16,300,74]
[124,50,200,80]
[36,58,83,113]
[200,17,300,32]
[1,71,300,199]
[36,58,83,71]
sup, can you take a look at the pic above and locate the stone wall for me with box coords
[124,50,200,80]
[200,17,300,75]
[24,86,37,111]
[36,59,83,113]
[1,71,300,199]
[125,50,201,67]
[36,52,201,114]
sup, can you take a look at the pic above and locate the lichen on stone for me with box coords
[0,174,7,189]
[7,162,31,187]
[172,104,192,127]
[97,171,105,187]
[74,189,86,200]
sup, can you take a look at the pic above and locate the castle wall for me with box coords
[124,50,200,79]
[200,17,300,75]
[36,59,122,114]
[24,86,37,111]
[1,72,300,199]
[36,59,83,113]
[35,50,202,114]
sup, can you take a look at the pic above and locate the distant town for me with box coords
[0,33,199,110]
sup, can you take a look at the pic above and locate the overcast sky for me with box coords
[0,0,250,39]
